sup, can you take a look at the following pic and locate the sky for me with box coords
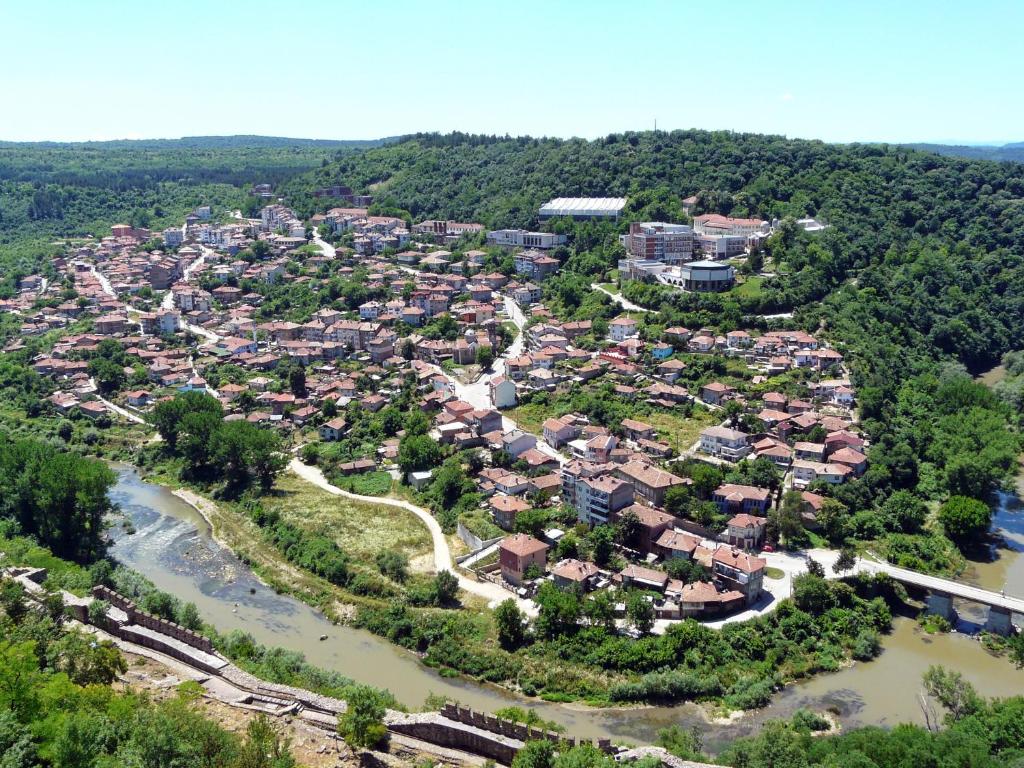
[2,0,1022,145]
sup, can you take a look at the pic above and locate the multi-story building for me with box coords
[699,426,751,461]
[574,474,633,525]
[613,460,685,507]
[713,484,771,516]
[498,534,549,586]
[696,234,747,259]
[725,513,769,550]
[693,214,770,238]
[712,547,766,605]
[621,222,694,264]
[513,249,560,280]
[162,227,184,249]
[662,260,736,292]
[486,229,568,249]
[608,316,638,341]
[412,220,484,243]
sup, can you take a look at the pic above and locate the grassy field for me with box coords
[644,407,719,451]
[266,472,432,564]
[730,276,764,299]
[510,395,719,453]
[507,401,551,435]
[329,470,393,497]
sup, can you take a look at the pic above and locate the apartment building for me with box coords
[513,249,560,280]
[621,221,694,264]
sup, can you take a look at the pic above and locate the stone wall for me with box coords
[91,585,214,653]
[439,703,613,753]
[387,713,520,765]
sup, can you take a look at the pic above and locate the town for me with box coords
[3,190,874,630]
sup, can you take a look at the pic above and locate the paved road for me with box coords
[88,378,147,424]
[428,295,566,466]
[90,265,115,297]
[590,283,653,313]
[287,458,536,613]
[160,247,209,311]
[857,559,1024,613]
[310,231,336,260]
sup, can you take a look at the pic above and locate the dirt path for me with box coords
[287,459,535,613]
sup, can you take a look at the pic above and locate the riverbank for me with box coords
[119,650,483,768]
[102,465,1024,749]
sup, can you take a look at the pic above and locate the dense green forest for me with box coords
[906,141,1024,164]
[0,135,385,260]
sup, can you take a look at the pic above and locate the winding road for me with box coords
[590,283,652,313]
[427,295,567,465]
[288,458,536,614]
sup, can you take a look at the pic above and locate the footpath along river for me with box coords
[106,466,1024,749]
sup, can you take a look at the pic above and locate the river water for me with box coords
[106,466,1024,749]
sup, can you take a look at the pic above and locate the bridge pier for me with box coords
[925,590,956,622]
[984,606,1013,636]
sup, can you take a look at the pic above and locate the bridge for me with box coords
[857,559,1023,634]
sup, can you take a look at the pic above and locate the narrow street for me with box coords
[430,295,567,465]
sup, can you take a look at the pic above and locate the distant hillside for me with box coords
[0,136,396,248]
[904,142,1024,164]
[0,135,397,150]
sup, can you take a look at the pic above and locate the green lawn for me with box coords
[730,276,764,299]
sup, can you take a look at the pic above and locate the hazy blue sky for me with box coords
[3,0,1021,144]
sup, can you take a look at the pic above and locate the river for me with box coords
[106,466,1024,749]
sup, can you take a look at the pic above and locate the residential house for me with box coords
[498,534,549,586]
[502,429,536,457]
[543,416,579,448]
[489,376,520,411]
[621,418,655,442]
[613,461,685,506]
[712,547,766,605]
[608,316,638,342]
[725,513,768,550]
[701,382,736,406]
[490,495,531,530]
[656,529,702,560]
[713,484,771,516]
[618,564,668,592]
[698,426,750,461]
[319,417,348,442]
[551,559,600,592]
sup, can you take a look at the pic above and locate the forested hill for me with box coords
[287,130,1024,362]
[906,142,1024,164]
[284,130,1024,252]
[0,136,389,254]
[0,135,391,150]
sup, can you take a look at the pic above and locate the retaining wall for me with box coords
[439,703,613,753]
[456,521,504,552]
[91,585,214,652]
